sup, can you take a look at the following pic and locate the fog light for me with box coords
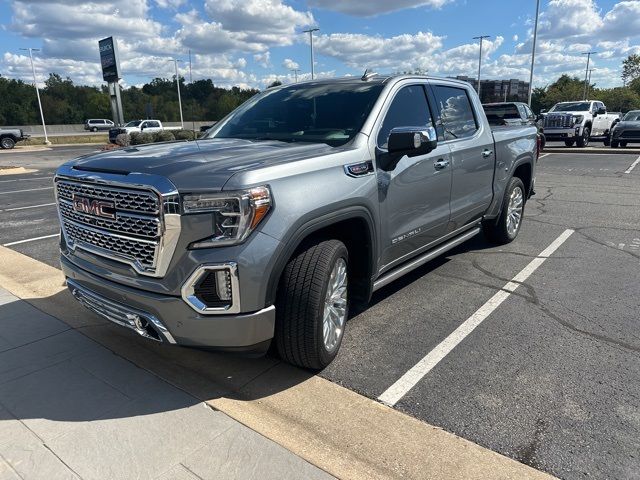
[215,270,232,301]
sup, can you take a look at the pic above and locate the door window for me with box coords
[147,121,160,128]
[377,85,434,149]
[431,85,478,140]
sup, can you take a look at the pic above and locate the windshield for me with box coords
[622,111,640,121]
[206,82,385,146]
[550,102,590,112]
[124,121,142,127]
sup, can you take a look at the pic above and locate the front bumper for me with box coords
[62,255,276,350]
[543,127,581,140]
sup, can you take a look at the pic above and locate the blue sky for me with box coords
[1,0,638,89]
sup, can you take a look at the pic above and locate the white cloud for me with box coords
[154,0,185,8]
[282,58,299,70]
[253,52,271,68]
[308,0,452,17]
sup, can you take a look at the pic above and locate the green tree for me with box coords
[622,54,640,86]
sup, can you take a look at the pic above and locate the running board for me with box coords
[372,227,482,292]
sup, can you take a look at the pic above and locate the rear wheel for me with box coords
[91,127,98,132]
[0,137,16,149]
[564,140,575,147]
[275,239,349,370]
[603,136,610,147]
[483,177,525,245]
[620,142,628,148]
[576,127,590,147]
[611,140,619,148]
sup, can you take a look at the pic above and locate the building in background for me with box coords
[452,76,530,103]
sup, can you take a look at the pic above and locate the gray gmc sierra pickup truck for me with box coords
[55,75,538,369]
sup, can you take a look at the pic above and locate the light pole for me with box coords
[587,68,596,99]
[20,48,49,145]
[528,0,540,107]
[168,59,184,129]
[303,28,319,79]
[473,35,491,101]
[582,51,597,100]
[290,68,300,82]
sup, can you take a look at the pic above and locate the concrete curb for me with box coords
[0,246,556,480]
[543,147,640,155]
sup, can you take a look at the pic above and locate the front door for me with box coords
[375,84,452,272]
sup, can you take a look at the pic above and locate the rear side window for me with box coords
[377,85,434,148]
[148,121,160,128]
[431,85,478,140]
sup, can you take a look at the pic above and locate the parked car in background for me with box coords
[483,101,545,149]
[540,100,619,147]
[610,110,640,148]
[84,119,115,132]
[0,127,30,149]
[56,75,538,369]
[108,119,180,143]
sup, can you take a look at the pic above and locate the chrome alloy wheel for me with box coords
[322,257,348,352]
[506,186,524,236]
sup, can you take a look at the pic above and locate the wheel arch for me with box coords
[265,206,377,307]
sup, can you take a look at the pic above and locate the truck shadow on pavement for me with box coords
[0,233,496,426]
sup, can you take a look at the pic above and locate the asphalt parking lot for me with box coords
[1,145,639,479]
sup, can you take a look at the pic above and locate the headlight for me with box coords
[183,186,271,248]
[573,115,584,124]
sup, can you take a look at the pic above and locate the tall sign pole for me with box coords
[169,59,184,129]
[99,37,124,125]
[528,0,540,107]
[20,48,49,145]
[473,35,491,101]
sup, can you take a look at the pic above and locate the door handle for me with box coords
[433,159,450,170]
[482,149,493,158]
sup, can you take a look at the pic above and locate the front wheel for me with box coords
[576,127,590,147]
[483,177,525,245]
[0,137,16,149]
[564,140,575,147]
[275,239,349,370]
[603,137,610,147]
[611,140,619,148]
[620,142,628,148]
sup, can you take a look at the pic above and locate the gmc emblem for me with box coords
[72,195,116,219]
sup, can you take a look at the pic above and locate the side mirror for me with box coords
[597,107,606,115]
[378,126,438,171]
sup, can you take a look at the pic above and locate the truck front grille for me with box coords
[544,114,573,129]
[56,179,165,274]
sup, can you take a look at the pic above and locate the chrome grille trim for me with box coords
[59,199,160,238]
[543,114,574,129]
[57,180,159,214]
[55,165,181,278]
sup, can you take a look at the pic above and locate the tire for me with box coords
[564,140,575,147]
[540,134,546,150]
[611,140,619,148]
[603,137,610,147]
[275,239,349,370]
[0,137,16,149]
[483,177,526,245]
[576,127,590,147]
[91,127,98,132]
[620,142,628,148]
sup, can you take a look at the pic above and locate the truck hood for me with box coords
[615,121,640,129]
[67,138,336,191]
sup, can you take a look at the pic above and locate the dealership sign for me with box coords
[99,37,121,82]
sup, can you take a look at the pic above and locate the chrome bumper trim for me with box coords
[67,278,176,343]
[181,263,241,315]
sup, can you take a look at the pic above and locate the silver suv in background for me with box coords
[56,75,538,370]
[84,119,115,132]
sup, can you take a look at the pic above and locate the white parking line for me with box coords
[3,233,59,247]
[1,202,57,212]
[539,153,549,159]
[0,176,52,183]
[624,155,640,174]
[378,229,575,407]
[0,187,53,195]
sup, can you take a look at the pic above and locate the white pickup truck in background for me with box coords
[540,100,620,147]
[108,119,180,143]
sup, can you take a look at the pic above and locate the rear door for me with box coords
[374,83,453,272]
[429,83,495,229]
